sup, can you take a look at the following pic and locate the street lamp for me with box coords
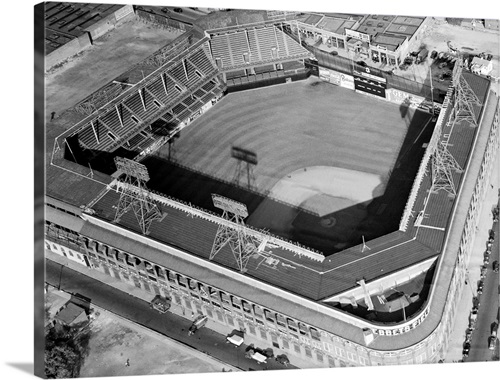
[57,263,66,290]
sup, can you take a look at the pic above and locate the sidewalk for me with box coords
[45,251,239,372]
[46,249,313,369]
[444,153,499,362]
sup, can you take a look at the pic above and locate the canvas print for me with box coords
[37,1,500,378]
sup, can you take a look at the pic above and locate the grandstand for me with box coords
[46,8,499,370]
[206,23,313,80]
[61,36,224,169]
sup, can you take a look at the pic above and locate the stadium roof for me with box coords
[44,2,124,55]
[316,17,357,35]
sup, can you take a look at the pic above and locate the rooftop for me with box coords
[44,2,124,54]
[316,17,357,35]
[54,302,87,325]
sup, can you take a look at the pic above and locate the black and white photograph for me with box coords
[3,0,500,379]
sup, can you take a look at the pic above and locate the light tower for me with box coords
[430,141,463,197]
[449,56,482,127]
[113,157,165,235]
[209,194,257,273]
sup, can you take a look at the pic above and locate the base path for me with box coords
[248,166,383,233]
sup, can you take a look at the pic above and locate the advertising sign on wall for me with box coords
[346,29,370,43]
[318,67,354,90]
[372,306,430,336]
[385,88,442,115]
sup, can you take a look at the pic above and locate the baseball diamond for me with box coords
[144,77,434,254]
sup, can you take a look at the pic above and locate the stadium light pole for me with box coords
[429,65,435,117]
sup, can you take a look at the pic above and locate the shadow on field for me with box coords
[292,108,435,255]
[141,105,434,256]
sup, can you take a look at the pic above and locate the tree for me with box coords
[44,320,92,378]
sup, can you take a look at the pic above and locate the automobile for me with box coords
[356,60,368,67]
[488,336,497,350]
[173,8,183,12]
[477,281,484,294]
[188,316,208,336]
[226,334,244,347]
[430,50,438,59]
[492,321,498,336]
[465,328,473,342]
[484,255,490,265]
[403,56,414,65]
[472,296,480,308]
[480,265,487,278]
[329,50,338,56]
[489,229,495,240]
[150,295,171,313]
[438,62,448,69]
[493,260,499,273]
[463,342,471,357]
[161,7,170,13]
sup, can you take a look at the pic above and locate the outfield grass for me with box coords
[159,77,421,193]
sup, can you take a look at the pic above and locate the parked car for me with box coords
[465,329,472,343]
[356,60,368,67]
[477,281,484,294]
[493,260,499,273]
[480,265,487,278]
[492,321,498,336]
[488,336,497,350]
[329,50,338,56]
[463,342,471,357]
[472,296,480,309]
[484,255,490,265]
[173,8,183,12]
[161,8,170,13]
[150,295,171,314]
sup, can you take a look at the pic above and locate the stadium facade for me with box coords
[45,9,500,369]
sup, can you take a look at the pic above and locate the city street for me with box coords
[45,259,295,372]
[465,215,499,362]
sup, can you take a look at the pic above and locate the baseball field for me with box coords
[144,77,434,254]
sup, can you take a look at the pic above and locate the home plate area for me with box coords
[248,166,384,252]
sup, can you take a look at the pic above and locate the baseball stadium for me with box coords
[45,5,499,369]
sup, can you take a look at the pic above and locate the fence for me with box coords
[226,69,309,92]
[307,47,444,102]
[135,9,192,32]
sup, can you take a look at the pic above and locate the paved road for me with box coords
[465,215,499,362]
[45,259,294,372]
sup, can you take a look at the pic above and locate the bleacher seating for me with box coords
[123,92,148,120]
[209,25,310,71]
[71,39,223,153]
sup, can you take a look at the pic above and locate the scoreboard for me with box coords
[353,66,387,98]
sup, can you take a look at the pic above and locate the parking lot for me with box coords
[392,18,499,93]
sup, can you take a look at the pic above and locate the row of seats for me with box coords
[210,26,309,69]
[75,41,220,152]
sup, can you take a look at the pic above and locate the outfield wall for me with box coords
[226,70,309,92]
[318,66,442,114]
